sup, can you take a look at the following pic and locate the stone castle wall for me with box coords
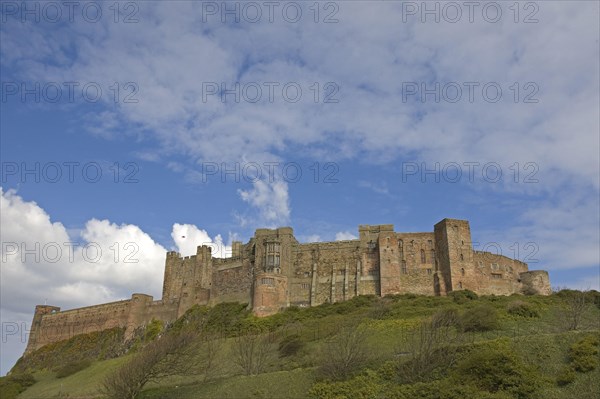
[24,218,551,354]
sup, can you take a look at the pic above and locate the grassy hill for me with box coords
[3,290,599,399]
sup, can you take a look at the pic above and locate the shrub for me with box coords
[556,366,576,386]
[449,290,478,304]
[56,359,92,378]
[309,371,385,399]
[317,326,369,381]
[453,341,540,398]
[461,305,499,332]
[0,373,36,399]
[278,333,305,357]
[10,327,125,374]
[397,320,465,384]
[568,334,600,372]
[507,301,540,318]
[431,309,460,329]
[144,319,164,342]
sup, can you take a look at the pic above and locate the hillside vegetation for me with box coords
[2,289,599,399]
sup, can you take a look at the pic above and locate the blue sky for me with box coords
[1,1,599,375]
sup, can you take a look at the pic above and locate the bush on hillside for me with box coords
[453,341,540,399]
[431,309,461,329]
[461,305,499,332]
[278,333,305,357]
[555,366,576,386]
[449,290,478,304]
[144,318,164,341]
[568,334,600,372]
[10,327,125,374]
[507,301,540,318]
[0,373,36,399]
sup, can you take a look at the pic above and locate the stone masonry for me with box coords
[24,218,551,354]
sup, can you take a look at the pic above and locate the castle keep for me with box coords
[25,219,551,353]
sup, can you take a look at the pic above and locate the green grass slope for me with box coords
[4,290,599,399]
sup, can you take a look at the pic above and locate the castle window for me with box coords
[266,241,281,272]
[458,282,463,289]
[420,249,426,263]
[491,273,502,279]
[461,268,465,276]
[398,240,403,250]
[430,249,435,263]
[401,261,407,274]
[428,240,433,248]
[267,254,280,268]
[261,277,275,286]
[301,283,310,289]
[460,253,464,261]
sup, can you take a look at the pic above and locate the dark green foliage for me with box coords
[171,302,251,336]
[449,289,478,304]
[55,359,92,378]
[144,319,164,341]
[10,327,125,374]
[278,333,305,357]
[309,371,385,399]
[0,373,36,399]
[507,300,540,318]
[206,302,252,334]
[589,290,600,310]
[556,366,576,386]
[309,372,514,399]
[461,305,499,332]
[568,334,599,372]
[452,340,541,399]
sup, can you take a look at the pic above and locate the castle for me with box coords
[24,218,551,354]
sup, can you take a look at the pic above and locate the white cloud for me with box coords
[358,180,390,195]
[0,188,167,313]
[335,231,358,241]
[238,179,290,228]
[0,188,233,374]
[304,235,322,243]
[171,223,231,258]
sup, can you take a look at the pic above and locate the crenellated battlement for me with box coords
[23,218,550,354]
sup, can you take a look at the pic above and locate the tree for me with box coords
[396,319,467,383]
[197,333,224,382]
[100,331,197,399]
[232,332,274,376]
[557,289,593,331]
[317,324,369,381]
